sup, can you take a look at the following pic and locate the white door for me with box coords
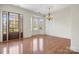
[32,16,45,35]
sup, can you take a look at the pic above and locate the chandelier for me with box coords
[45,8,53,21]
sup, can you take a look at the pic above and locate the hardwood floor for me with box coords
[0,35,79,54]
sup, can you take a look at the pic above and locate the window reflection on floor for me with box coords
[33,38,38,52]
[32,37,44,53]
[9,45,19,54]
[2,42,23,54]
[20,43,23,53]
[39,38,44,51]
[3,47,7,54]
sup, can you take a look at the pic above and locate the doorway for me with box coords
[32,16,45,35]
[2,11,23,41]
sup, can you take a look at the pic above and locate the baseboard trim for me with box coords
[45,34,71,40]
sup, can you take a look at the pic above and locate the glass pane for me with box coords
[32,16,45,35]
[32,18,39,30]
[19,14,23,32]
[9,13,19,32]
[2,11,7,34]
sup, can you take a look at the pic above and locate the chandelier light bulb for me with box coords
[45,8,53,21]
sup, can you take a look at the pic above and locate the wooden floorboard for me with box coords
[0,35,78,54]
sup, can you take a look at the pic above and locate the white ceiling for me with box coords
[14,4,70,15]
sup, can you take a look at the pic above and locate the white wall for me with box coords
[0,10,2,42]
[0,4,41,42]
[46,7,72,39]
[70,5,79,52]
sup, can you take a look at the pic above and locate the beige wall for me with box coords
[0,4,41,42]
[0,10,2,42]
[70,5,79,52]
[46,7,72,39]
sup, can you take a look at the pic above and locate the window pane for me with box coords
[19,14,23,32]
[2,11,7,34]
[9,13,19,32]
